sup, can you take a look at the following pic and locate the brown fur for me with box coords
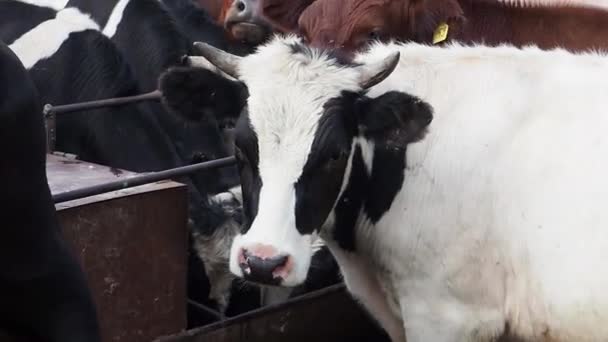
[194,0,235,26]
[196,0,227,21]
[263,0,608,52]
[262,0,317,32]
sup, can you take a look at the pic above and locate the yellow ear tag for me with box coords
[432,22,449,44]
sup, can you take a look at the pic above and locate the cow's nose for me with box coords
[235,0,247,13]
[239,246,291,285]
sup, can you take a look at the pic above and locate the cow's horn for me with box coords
[191,42,242,79]
[356,51,400,90]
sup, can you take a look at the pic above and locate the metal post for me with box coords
[43,104,56,153]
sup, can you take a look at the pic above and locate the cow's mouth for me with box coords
[227,21,270,45]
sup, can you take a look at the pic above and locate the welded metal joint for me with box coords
[43,103,56,153]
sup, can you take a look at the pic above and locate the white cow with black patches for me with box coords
[161,35,608,342]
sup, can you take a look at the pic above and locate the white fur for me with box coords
[500,0,608,9]
[226,34,608,341]
[102,0,131,38]
[9,7,99,69]
[16,0,68,10]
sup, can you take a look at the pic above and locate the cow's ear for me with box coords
[408,0,464,43]
[159,66,248,123]
[355,91,433,145]
[262,0,317,32]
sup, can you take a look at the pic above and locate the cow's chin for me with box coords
[228,233,313,288]
[227,22,269,45]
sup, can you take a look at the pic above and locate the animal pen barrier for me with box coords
[42,90,235,335]
[36,91,388,342]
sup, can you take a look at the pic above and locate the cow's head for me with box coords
[220,0,272,45]
[263,0,464,52]
[161,36,432,287]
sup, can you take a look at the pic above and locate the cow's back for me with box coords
[361,43,608,341]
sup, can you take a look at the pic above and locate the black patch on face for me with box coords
[331,143,407,252]
[331,91,433,252]
[332,145,367,251]
[234,112,261,233]
[294,93,359,235]
[365,146,406,223]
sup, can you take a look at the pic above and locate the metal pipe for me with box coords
[187,299,225,321]
[43,90,162,116]
[53,156,237,204]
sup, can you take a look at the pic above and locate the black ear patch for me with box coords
[159,66,248,124]
[356,91,433,146]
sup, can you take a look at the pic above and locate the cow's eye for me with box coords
[368,29,382,41]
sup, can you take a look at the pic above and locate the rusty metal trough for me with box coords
[48,154,189,342]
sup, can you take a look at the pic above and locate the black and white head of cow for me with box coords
[161,35,433,287]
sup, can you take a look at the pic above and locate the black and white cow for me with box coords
[0,1,246,322]
[164,35,608,342]
[59,0,341,310]
[0,39,100,342]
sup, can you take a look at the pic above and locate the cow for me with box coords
[0,1,247,323]
[162,35,608,341]
[0,40,100,342]
[262,0,608,53]
[196,0,272,45]
[60,0,342,311]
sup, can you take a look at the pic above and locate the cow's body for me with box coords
[166,36,608,341]
[0,39,100,342]
[337,41,608,341]
[0,1,248,321]
[263,0,608,53]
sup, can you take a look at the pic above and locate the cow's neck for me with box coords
[328,139,407,253]
[66,0,118,27]
[452,0,608,50]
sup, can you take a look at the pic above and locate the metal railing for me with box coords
[44,90,236,323]
[43,90,162,153]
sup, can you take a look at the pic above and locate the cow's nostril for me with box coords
[236,1,245,12]
[239,248,290,285]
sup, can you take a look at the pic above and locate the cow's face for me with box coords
[221,0,272,45]
[182,36,432,287]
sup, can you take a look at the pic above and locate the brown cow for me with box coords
[197,0,272,44]
[263,0,608,53]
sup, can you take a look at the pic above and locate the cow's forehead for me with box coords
[237,36,361,182]
[238,36,361,94]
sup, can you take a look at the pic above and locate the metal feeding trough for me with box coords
[48,154,190,342]
[154,284,390,342]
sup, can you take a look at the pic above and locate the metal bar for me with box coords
[187,299,224,321]
[45,111,56,153]
[43,90,162,116]
[52,156,237,204]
